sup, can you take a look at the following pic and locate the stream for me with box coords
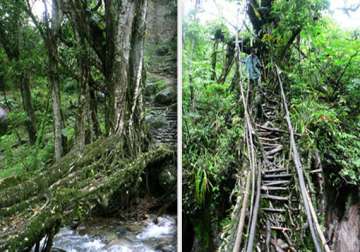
[48,215,176,252]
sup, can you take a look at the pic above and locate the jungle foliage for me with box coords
[0,0,150,176]
[0,0,176,249]
[183,0,359,251]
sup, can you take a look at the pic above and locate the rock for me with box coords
[155,241,176,252]
[168,103,177,112]
[154,87,176,106]
[145,114,167,129]
[144,83,158,97]
[155,46,169,56]
[51,248,66,252]
[115,226,127,236]
[0,106,8,135]
[158,163,176,191]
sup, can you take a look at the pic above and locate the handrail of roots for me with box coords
[232,9,262,251]
[275,64,331,252]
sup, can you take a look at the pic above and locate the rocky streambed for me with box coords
[48,215,176,252]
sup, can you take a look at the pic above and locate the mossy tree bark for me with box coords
[75,36,93,150]
[107,0,148,153]
[62,0,148,153]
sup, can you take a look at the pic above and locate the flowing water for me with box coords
[49,215,176,252]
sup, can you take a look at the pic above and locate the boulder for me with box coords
[155,46,169,56]
[154,87,176,106]
[145,114,167,129]
[158,163,176,191]
[51,248,66,252]
[144,83,158,97]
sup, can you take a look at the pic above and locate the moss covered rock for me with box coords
[154,87,176,106]
[158,163,176,191]
[145,114,167,129]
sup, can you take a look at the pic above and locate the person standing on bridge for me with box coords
[244,48,262,115]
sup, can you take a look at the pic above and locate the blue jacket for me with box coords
[244,54,261,80]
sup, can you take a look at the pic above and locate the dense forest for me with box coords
[183,0,359,251]
[0,0,177,251]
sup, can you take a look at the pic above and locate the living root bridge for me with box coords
[0,136,173,251]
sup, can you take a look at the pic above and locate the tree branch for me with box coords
[280,27,302,60]
[23,0,46,39]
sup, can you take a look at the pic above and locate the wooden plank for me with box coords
[263,143,282,148]
[309,169,322,174]
[259,131,274,137]
[262,194,289,201]
[263,180,290,186]
[259,136,280,141]
[262,208,286,213]
[271,226,291,231]
[257,124,284,133]
[261,186,288,191]
[264,168,288,174]
[266,145,283,155]
[263,174,291,179]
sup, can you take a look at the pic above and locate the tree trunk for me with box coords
[60,0,102,144]
[47,39,65,161]
[75,36,94,151]
[211,41,219,80]
[334,201,360,252]
[127,0,147,152]
[109,0,148,151]
[19,72,37,145]
[110,1,136,136]
[217,42,235,84]
[25,0,66,160]
[44,0,66,161]
[89,83,101,138]
[229,57,240,92]
[61,0,148,149]
[103,0,116,135]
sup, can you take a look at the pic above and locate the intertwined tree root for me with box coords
[0,136,173,251]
